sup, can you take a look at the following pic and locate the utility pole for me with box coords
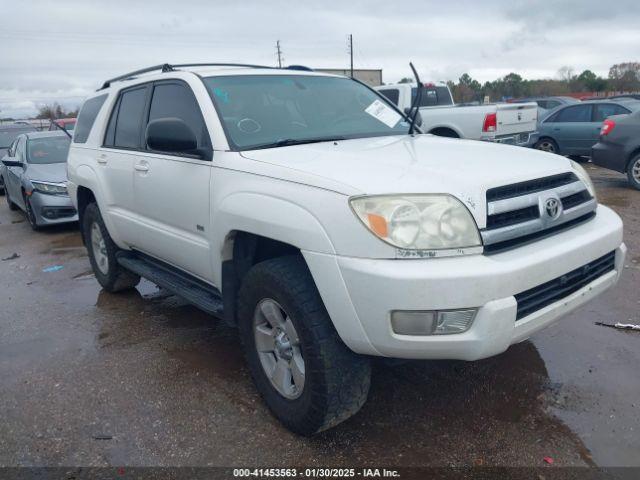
[348,34,354,78]
[276,40,283,68]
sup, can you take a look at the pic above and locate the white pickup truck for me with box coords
[376,82,538,145]
[68,64,624,435]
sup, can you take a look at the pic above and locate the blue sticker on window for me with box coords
[213,88,230,103]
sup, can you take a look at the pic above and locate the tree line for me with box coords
[399,62,640,104]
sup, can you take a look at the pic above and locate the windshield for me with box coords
[26,136,70,164]
[202,75,408,150]
[0,128,33,148]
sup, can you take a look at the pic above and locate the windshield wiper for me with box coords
[248,136,346,150]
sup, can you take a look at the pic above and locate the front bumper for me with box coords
[482,131,538,147]
[304,205,624,360]
[29,191,78,226]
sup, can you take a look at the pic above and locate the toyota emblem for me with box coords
[544,198,561,219]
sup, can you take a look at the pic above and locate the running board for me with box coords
[116,252,224,317]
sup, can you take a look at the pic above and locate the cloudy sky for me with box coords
[1,0,639,118]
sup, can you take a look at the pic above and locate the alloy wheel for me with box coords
[253,298,305,399]
[536,140,556,153]
[632,158,640,183]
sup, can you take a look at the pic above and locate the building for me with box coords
[316,68,383,87]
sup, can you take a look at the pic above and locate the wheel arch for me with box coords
[429,126,461,138]
[214,193,336,326]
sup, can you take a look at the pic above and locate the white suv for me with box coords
[67,63,625,435]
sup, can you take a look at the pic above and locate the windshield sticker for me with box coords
[213,88,230,104]
[364,100,401,128]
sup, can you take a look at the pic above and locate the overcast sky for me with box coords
[1,0,639,118]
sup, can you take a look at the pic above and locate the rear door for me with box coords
[592,103,631,149]
[132,80,214,281]
[100,84,151,246]
[547,104,593,154]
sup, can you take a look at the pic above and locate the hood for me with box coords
[240,135,574,223]
[26,162,68,184]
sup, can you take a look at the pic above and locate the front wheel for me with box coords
[24,195,40,231]
[534,137,559,154]
[238,256,371,435]
[628,154,640,191]
[83,202,140,292]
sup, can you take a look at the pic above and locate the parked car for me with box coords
[376,82,538,146]
[607,94,640,101]
[0,124,37,194]
[513,96,579,119]
[591,109,640,190]
[68,63,624,435]
[534,100,640,157]
[1,131,76,229]
[49,118,76,132]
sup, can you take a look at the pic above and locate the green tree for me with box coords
[608,62,640,91]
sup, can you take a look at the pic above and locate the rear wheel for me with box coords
[534,137,559,154]
[238,255,371,435]
[83,202,140,292]
[627,154,640,191]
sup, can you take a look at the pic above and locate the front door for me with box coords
[132,81,214,282]
[6,136,27,209]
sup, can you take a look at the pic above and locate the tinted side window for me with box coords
[553,105,592,123]
[147,83,210,150]
[74,94,108,143]
[593,104,629,122]
[113,87,147,149]
[411,86,454,107]
[378,89,400,106]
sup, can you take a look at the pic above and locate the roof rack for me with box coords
[98,63,314,90]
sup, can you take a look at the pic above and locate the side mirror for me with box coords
[2,159,23,168]
[146,118,198,155]
[404,107,423,128]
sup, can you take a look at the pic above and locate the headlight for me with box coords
[570,160,597,200]
[31,181,67,195]
[350,194,481,251]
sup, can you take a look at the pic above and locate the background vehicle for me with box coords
[534,100,640,157]
[49,118,76,132]
[67,64,624,436]
[376,82,538,145]
[1,131,76,230]
[512,96,579,120]
[592,109,640,190]
[0,124,37,194]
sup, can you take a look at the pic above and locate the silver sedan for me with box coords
[0,131,77,230]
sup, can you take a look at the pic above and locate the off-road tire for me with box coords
[238,255,371,436]
[83,202,140,292]
[627,154,640,191]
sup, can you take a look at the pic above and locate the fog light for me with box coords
[391,309,477,336]
[434,309,477,334]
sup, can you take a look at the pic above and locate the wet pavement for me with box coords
[0,165,638,468]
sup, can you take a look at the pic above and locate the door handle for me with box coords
[134,163,149,172]
[97,153,108,165]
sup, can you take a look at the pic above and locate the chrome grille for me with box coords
[482,173,596,254]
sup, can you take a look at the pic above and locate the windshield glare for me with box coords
[203,75,408,150]
[27,136,70,164]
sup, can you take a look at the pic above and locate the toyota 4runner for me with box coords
[67,63,625,435]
